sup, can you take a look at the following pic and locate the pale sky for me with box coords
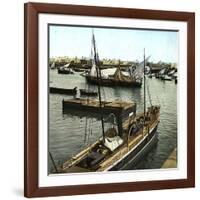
[49,25,178,63]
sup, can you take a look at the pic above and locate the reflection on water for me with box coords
[48,70,177,173]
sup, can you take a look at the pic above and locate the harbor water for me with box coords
[48,70,177,173]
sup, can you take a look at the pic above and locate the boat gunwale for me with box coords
[62,117,159,172]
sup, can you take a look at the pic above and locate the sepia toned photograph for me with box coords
[48,25,178,174]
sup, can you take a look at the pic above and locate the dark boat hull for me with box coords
[50,87,77,95]
[58,69,74,74]
[79,89,98,96]
[86,75,142,87]
[107,124,158,171]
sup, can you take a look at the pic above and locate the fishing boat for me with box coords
[85,34,146,87]
[85,65,143,87]
[58,63,74,74]
[50,87,77,95]
[60,34,160,173]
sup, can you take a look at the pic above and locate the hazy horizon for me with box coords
[49,25,178,63]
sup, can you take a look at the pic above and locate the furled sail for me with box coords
[64,63,70,68]
[90,60,97,77]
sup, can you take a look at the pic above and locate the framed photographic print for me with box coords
[24,2,195,198]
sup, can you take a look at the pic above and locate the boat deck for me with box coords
[62,119,159,172]
[63,98,135,108]
[62,98,136,116]
[97,120,158,171]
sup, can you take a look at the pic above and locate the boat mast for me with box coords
[143,48,146,125]
[92,32,105,142]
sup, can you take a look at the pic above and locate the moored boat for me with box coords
[58,63,74,74]
[86,74,142,87]
[79,89,98,96]
[62,102,160,172]
[50,87,77,95]
[59,35,160,173]
[85,33,150,88]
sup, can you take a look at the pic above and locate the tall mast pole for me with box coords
[144,48,146,124]
[92,32,105,142]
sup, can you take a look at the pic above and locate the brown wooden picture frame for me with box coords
[24,2,195,198]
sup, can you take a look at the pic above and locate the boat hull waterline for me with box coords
[86,75,142,87]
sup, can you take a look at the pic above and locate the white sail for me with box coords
[50,62,55,69]
[90,60,97,77]
[64,63,70,68]
[159,68,166,75]
[132,56,150,80]
[89,33,97,77]
[168,69,175,75]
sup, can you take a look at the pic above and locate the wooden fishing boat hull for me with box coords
[61,99,159,173]
[106,124,158,171]
[50,87,77,95]
[58,69,74,74]
[86,75,142,87]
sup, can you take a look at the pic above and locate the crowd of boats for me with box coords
[149,68,177,83]
[51,59,177,87]
[49,33,177,174]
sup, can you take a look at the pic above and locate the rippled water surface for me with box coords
[48,70,177,173]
